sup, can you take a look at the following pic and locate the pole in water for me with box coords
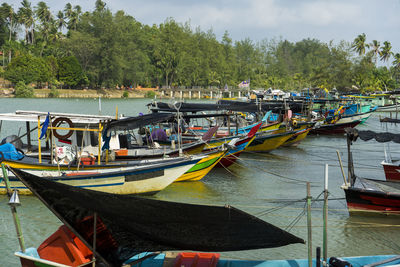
[98,96,102,114]
[2,164,26,252]
[323,164,328,264]
[306,182,312,267]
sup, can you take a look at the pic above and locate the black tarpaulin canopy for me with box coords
[345,128,400,143]
[148,101,304,113]
[104,113,175,132]
[12,168,305,267]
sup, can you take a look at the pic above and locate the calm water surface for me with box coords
[0,98,399,266]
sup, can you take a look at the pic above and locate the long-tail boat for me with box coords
[10,168,304,267]
[341,128,400,215]
[9,167,400,267]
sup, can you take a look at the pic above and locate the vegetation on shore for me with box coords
[0,0,399,95]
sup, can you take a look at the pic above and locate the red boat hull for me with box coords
[344,186,400,215]
[217,152,241,168]
[382,163,400,181]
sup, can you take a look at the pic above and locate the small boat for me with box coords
[2,156,202,195]
[342,178,400,215]
[342,128,400,215]
[11,168,304,266]
[10,168,400,267]
[244,129,299,152]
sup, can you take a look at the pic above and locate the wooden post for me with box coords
[307,182,312,267]
[336,150,348,186]
[323,164,328,264]
[210,91,213,99]
[198,91,201,99]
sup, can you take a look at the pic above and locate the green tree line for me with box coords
[0,0,399,92]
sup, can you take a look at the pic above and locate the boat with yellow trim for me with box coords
[244,130,298,153]
[1,155,203,195]
[175,149,227,182]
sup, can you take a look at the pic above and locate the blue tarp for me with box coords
[0,143,24,160]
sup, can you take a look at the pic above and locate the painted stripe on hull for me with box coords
[175,151,226,182]
[344,187,400,215]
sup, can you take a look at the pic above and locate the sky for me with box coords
[4,0,400,58]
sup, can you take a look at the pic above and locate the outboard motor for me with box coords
[1,135,23,150]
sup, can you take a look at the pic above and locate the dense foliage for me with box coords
[14,81,34,97]
[0,0,399,92]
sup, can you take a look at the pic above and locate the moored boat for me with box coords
[10,168,304,266]
[342,128,400,215]
[1,155,202,195]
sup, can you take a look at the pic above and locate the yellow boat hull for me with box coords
[245,132,294,152]
[175,150,226,182]
[283,128,312,146]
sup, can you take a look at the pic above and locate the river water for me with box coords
[0,98,399,266]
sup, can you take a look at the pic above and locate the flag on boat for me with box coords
[238,79,250,88]
[39,112,50,139]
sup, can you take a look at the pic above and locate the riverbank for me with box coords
[0,88,158,98]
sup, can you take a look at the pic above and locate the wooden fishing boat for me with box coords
[244,130,297,152]
[342,178,400,215]
[1,156,202,195]
[10,169,304,266]
[175,149,227,182]
[10,169,400,267]
[283,127,313,147]
[342,128,400,215]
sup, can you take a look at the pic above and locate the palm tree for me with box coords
[352,33,369,56]
[56,10,65,31]
[0,3,17,62]
[69,5,81,30]
[18,0,35,44]
[380,41,393,67]
[35,1,51,24]
[95,0,106,12]
[64,3,72,19]
[370,40,381,65]
[393,53,400,70]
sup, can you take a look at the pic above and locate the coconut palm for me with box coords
[380,41,393,67]
[64,3,72,19]
[95,0,106,12]
[393,53,400,71]
[352,33,369,56]
[67,6,81,31]
[56,10,65,31]
[18,0,35,44]
[35,1,51,24]
[0,3,17,62]
[369,40,381,65]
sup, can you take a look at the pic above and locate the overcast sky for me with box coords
[5,0,400,57]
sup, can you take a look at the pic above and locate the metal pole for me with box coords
[323,164,328,264]
[307,182,312,267]
[38,116,42,164]
[2,164,26,252]
[26,122,31,151]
